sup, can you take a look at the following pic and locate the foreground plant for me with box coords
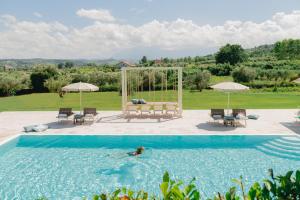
[37,169,300,200]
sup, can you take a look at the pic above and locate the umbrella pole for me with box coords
[80,91,82,114]
[227,92,230,115]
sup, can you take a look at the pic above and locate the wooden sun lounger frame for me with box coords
[232,109,247,127]
[57,108,74,122]
[210,109,225,123]
[83,108,98,122]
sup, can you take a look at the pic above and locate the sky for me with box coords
[0,0,300,60]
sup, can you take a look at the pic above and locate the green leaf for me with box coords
[100,194,107,200]
[163,171,170,182]
[93,195,100,200]
[160,182,169,197]
[263,180,272,191]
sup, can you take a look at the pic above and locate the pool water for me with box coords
[0,135,299,200]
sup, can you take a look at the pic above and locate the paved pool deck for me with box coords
[0,110,299,142]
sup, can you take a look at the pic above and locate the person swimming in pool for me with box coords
[128,146,145,156]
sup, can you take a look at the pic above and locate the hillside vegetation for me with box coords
[0,39,299,110]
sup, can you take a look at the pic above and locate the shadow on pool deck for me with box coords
[280,122,300,134]
[196,122,237,131]
[45,121,77,129]
[96,114,181,124]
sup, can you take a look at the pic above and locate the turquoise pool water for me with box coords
[0,135,300,199]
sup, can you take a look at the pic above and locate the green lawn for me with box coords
[0,90,299,111]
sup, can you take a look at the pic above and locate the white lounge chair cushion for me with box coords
[212,115,223,120]
[84,114,95,120]
[57,113,68,119]
[236,114,247,120]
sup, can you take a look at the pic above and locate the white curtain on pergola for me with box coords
[62,82,99,112]
[211,82,249,112]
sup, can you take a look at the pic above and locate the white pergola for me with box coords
[121,67,183,116]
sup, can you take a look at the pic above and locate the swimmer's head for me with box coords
[136,146,145,154]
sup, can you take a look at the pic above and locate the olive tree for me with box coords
[193,70,211,91]
[232,66,256,83]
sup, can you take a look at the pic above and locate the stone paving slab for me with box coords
[0,110,299,143]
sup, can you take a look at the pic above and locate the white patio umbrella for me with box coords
[211,82,249,113]
[62,82,99,113]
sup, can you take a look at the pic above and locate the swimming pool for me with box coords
[0,135,299,199]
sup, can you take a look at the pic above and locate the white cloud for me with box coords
[76,8,116,22]
[33,12,43,18]
[0,10,300,59]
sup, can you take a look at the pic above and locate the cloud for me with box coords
[0,10,300,59]
[76,8,115,22]
[33,12,43,18]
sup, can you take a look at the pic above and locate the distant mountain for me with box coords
[0,58,120,68]
[0,43,277,69]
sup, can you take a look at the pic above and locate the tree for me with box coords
[57,63,64,69]
[140,56,148,64]
[193,70,211,91]
[30,66,59,92]
[274,39,300,60]
[232,66,256,83]
[215,44,247,65]
[44,76,70,93]
[65,61,74,68]
[0,76,21,96]
[208,63,233,76]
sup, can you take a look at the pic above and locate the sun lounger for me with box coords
[140,104,152,116]
[210,109,225,123]
[57,108,74,122]
[126,104,140,115]
[153,104,164,115]
[232,109,247,127]
[83,108,98,122]
[165,103,178,116]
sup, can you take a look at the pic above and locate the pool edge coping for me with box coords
[0,134,20,146]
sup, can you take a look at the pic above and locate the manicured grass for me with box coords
[0,90,299,111]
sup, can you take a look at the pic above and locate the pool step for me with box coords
[256,136,300,160]
[277,136,300,143]
[268,141,300,151]
[256,146,300,160]
[261,143,300,156]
